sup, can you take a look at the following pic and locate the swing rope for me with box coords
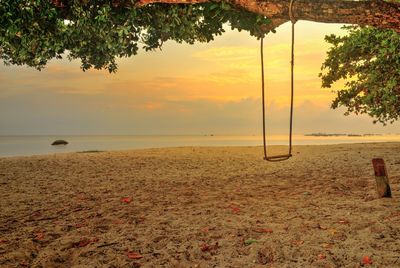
[261,0,296,162]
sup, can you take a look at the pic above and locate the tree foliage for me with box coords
[0,0,270,72]
[320,26,400,124]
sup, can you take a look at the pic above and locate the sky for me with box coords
[1,20,400,136]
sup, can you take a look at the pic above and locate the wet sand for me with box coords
[1,143,400,267]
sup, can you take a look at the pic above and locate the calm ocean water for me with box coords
[0,135,400,157]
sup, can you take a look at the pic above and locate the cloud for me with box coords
[193,47,257,62]
[1,85,399,136]
[1,22,399,136]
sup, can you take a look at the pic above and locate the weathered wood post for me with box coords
[372,158,392,198]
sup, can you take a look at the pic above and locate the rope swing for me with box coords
[261,0,297,162]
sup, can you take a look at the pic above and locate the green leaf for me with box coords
[244,239,258,245]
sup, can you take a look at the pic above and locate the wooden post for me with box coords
[372,158,392,198]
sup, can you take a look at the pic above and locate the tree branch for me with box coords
[133,0,400,32]
[136,0,208,6]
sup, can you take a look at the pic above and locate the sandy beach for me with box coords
[1,143,400,267]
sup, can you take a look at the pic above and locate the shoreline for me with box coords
[2,140,400,159]
[1,134,400,158]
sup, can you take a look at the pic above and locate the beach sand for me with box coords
[1,143,400,267]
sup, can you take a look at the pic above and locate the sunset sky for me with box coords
[1,20,400,136]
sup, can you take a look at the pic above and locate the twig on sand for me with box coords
[97,242,119,248]
[25,216,59,223]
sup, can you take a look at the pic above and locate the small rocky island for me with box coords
[304,133,382,137]
[51,140,68,146]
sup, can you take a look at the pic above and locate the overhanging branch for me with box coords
[132,0,400,32]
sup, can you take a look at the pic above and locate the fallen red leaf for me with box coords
[322,243,334,249]
[200,242,219,252]
[72,237,98,248]
[77,239,91,248]
[72,238,91,248]
[291,240,304,246]
[361,256,373,265]
[19,261,29,267]
[201,227,209,233]
[75,222,86,228]
[231,207,241,214]
[121,197,132,204]
[35,232,45,241]
[253,228,273,234]
[200,243,210,252]
[32,211,41,218]
[113,219,125,224]
[127,252,143,259]
[318,254,326,260]
[76,194,86,200]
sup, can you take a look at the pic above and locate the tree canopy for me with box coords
[0,0,270,72]
[0,0,399,124]
[321,26,400,124]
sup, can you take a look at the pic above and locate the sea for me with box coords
[1,134,400,157]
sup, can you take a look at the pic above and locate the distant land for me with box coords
[304,133,384,137]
